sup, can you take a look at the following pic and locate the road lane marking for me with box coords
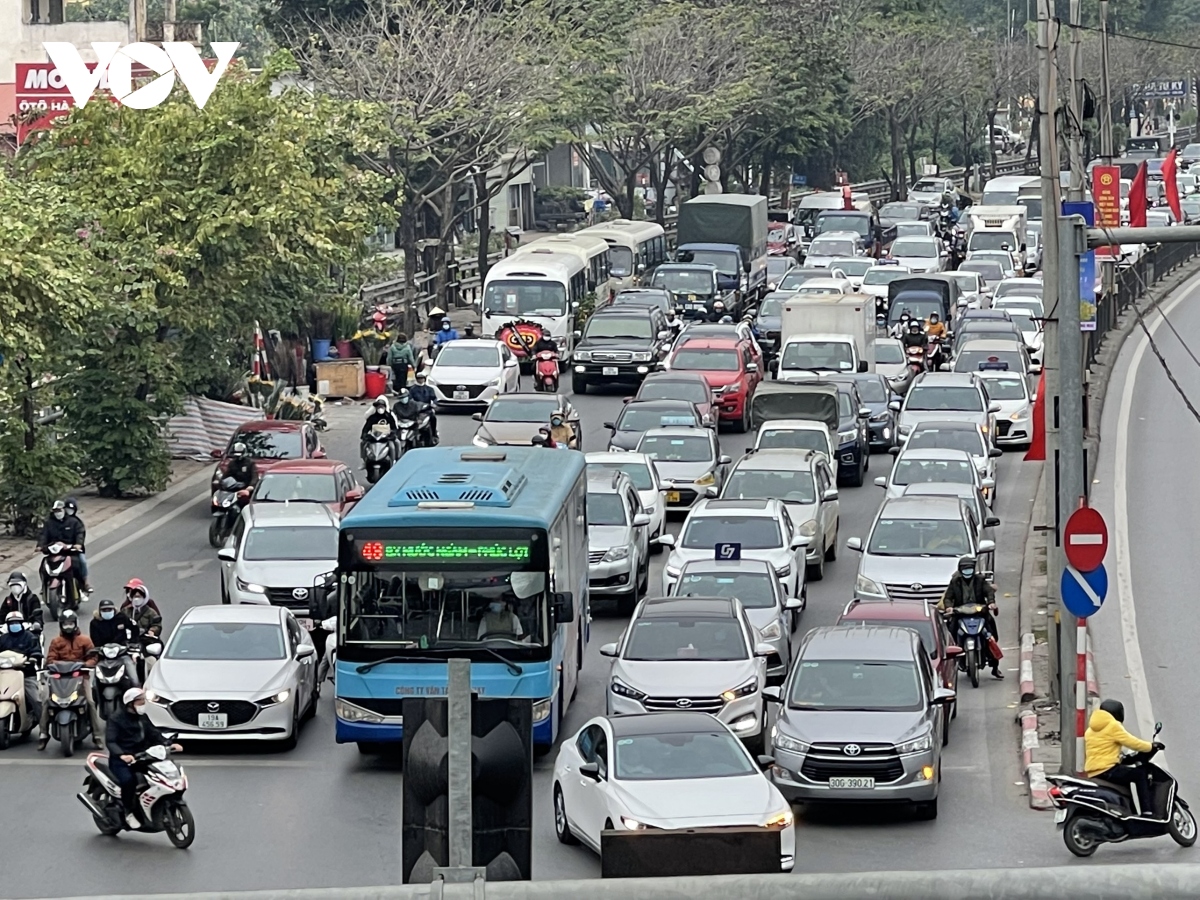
[1114,275,1200,768]
[0,757,313,767]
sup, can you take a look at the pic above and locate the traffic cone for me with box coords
[1024,369,1046,461]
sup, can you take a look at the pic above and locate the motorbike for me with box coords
[209,475,246,549]
[396,404,435,455]
[926,336,944,371]
[78,742,195,848]
[138,634,163,681]
[46,660,92,757]
[1048,723,1196,857]
[945,602,994,688]
[91,644,134,721]
[534,350,560,393]
[361,422,395,485]
[0,650,37,749]
[41,542,82,619]
[905,344,927,376]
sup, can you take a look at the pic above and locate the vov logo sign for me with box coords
[42,42,239,110]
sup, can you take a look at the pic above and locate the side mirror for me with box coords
[985,516,1001,528]
[296,643,317,660]
[981,477,995,490]
[874,476,887,488]
[988,447,1003,458]
[571,301,580,310]
[888,400,901,412]
[472,412,483,421]
[210,448,224,459]
[857,360,868,373]
[858,407,871,418]
[988,402,1002,413]
[746,362,758,373]
[633,513,651,527]
[784,596,802,610]
[217,547,236,563]
[622,396,634,404]
[573,330,582,340]
[1029,363,1043,375]
[602,421,616,431]
[718,455,732,465]
[846,536,863,551]
[945,645,964,658]
[762,686,783,703]
[754,642,775,657]
[823,488,839,501]
[599,642,618,658]
[1155,722,1163,736]
[756,754,775,770]
[977,539,996,554]
[932,687,957,705]
[313,449,327,459]
[657,533,676,548]
[554,592,575,623]
[789,536,811,550]
[345,486,365,501]
[579,761,602,781]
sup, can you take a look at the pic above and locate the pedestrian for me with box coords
[387,333,416,392]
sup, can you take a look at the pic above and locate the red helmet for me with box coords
[124,577,147,596]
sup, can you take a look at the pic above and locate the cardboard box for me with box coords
[315,359,365,398]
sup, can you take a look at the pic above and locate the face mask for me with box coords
[132,594,148,608]
[53,510,65,520]
[551,418,563,426]
[9,585,22,597]
[133,703,147,716]
[488,602,504,614]
[7,623,21,633]
[442,323,450,330]
[101,611,114,621]
[961,569,975,579]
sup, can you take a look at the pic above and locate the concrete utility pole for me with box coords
[447,658,472,869]
[1067,0,1085,202]
[1099,0,1116,298]
[162,0,176,41]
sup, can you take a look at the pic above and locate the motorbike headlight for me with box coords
[896,730,934,754]
[771,727,810,755]
[856,573,887,598]
[799,519,818,538]
[758,620,782,641]
[695,472,715,486]
[236,577,267,595]
[721,678,758,702]
[610,678,646,702]
[603,546,631,562]
[574,350,592,362]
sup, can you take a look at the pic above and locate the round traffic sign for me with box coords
[1063,506,1108,572]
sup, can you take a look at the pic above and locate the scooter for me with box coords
[45,660,92,757]
[361,422,395,485]
[945,602,993,688]
[1047,723,1196,857]
[397,404,435,455]
[41,543,81,619]
[534,350,560,393]
[905,344,927,376]
[209,476,245,548]
[0,650,37,749]
[91,644,134,721]
[78,742,195,848]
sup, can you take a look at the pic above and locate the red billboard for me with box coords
[1091,165,1121,228]
[15,59,164,145]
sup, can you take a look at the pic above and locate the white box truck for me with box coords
[774,292,876,379]
[966,205,1029,274]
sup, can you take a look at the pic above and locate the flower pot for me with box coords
[337,339,355,358]
[312,339,332,361]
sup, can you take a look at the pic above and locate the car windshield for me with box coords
[756,427,828,454]
[483,280,567,317]
[881,203,923,219]
[724,469,816,505]
[876,342,905,364]
[166,622,286,661]
[954,349,1024,373]
[994,282,1043,299]
[652,269,715,294]
[1005,312,1039,332]
[968,232,1016,252]
[982,190,1020,205]
[586,315,654,340]
[434,344,501,367]
[846,619,937,657]
[780,341,853,372]
[766,258,793,277]
[892,458,976,486]
[831,259,872,277]
[817,215,870,237]
[679,249,738,277]
[638,379,709,405]
[788,659,923,710]
[891,238,937,258]
[587,492,628,526]
[758,296,785,316]
[852,378,887,402]
[618,406,698,430]
[613,731,757,780]
[608,246,634,278]
[809,239,856,257]
[638,434,712,462]
[868,516,971,556]
[778,271,824,291]
[982,377,1027,400]
[254,473,338,503]
[971,252,1013,270]
[682,515,783,550]
[676,572,776,609]
[906,386,983,412]
[906,428,983,456]
[624,616,748,661]
[671,348,740,372]
[230,430,302,459]
[485,397,560,422]
[589,461,653,490]
[613,294,668,312]
[948,273,981,294]
[996,300,1043,318]
[242,525,337,561]
[960,262,1004,281]
[863,268,910,286]
[895,223,930,237]
[912,180,942,193]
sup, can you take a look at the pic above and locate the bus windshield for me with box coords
[483,280,568,317]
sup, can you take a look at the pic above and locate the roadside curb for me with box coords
[1020,632,1036,702]
[1021,708,1053,810]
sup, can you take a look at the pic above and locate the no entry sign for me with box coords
[1063,506,1108,572]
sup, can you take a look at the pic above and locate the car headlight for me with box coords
[759,620,782,641]
[575,350,592,362]
[236,577,267,595]
[532,698,552,723]
[772,727,810,755]
[144,690,170,705]
[335,698,384,723]
[721,678,758,702]
[799,519,818,537]
[838,429,857,444]
[603,546,631,562]
[621,816,657,830]
[695,472,715,486]
[472,435,492,448]
[1010,410,1025,421]
[775,563,791,578]
[896,730,934,754]
[763,808,794,829]
[488,376,502,387]
[870,411,890,422]
[856,573,886,598]
[664,565,680,578]
[258,690,290,706]
[631,351,653,363]
[610,678,646,702]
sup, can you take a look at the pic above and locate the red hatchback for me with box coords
[210,420,326,494]
[666,337,763,432]
[250,459,364,517]
[837,599,962,741]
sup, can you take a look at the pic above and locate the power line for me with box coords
[1073,23,1200,53]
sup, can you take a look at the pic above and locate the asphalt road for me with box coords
[3,377,1064,899]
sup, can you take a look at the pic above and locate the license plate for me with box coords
[602,367,619,376]
[453,390,469,400]
[1054,808,1067,824]
[198,713,227,730]
[828,777,874,789]
[690,303,707,310]
[298,618,314,631]
[666,491,681,503]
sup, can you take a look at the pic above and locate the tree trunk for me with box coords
[758,146,774,197]
[988,108,999,179]
[399,197,420,338]
[888,107,905,199]
[474,171,492,285]
[648,151,668,227]
[622,168,638,219]
[21,365,35,453]
[961,109,973,193]
[906,120,919,185]
[931,115,941,168]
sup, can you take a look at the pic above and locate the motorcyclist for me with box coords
[407,372,438,444]
[0,611,43,728]
[225,442,258,492]
[38,610,103,751]
[361,397,399,446]
[534,426,557,448]
[891,311,913,339]
[531,329,558,356]
[434,319,460,346]
[62,498,91,591]
[901,319,927,352]
[549,413,576,449]
[666,310,683,335]
[392,389,429,447]
[938,555,1003,679]
[37,499,91,595]
[925,313,946,369]
[90,599,140,688]
[1084,699,1160,816]
[709,299,727,322]
[1,572,42,630]
[119,578,162,682]
[106,688,182,821]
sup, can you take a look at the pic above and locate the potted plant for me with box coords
[334,300,362,358]
[353,328,391,366]
[306,305,336,361]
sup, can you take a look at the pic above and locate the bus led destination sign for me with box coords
[358,539,532,564]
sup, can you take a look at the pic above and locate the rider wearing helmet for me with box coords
[549,412,575,449]
[39,610,103,750]
[0,610,43,727]
[434,318,460,346]
[407,371,438,443]
[891,311,912,339]
[901,318,927,351]
[90,599,140,688]
[119,578,162,639]
[392,387,422,424]
[361,396,399,441]
[106,688,182,820]
[1085,699,1160,815]
[225,442,258,492]
[38,499,92,595]
[709,299,726,322]
[938,555,1003,679]
[0,572,41,628]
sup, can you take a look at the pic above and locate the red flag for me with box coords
[1128,161,1148,227]
[1162,147,1183,223]
[1024,369,1046,462]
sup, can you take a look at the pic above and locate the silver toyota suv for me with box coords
[765,625,955,819]
[586,470,652,615]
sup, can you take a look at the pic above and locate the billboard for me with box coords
[1131,80,1189,99]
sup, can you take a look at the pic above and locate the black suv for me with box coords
[572,307,672,394]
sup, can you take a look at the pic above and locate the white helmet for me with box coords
[123,688,145,706]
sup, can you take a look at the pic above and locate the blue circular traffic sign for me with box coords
[1060,563,1108,619]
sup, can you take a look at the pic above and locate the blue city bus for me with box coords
[333,446,589,751]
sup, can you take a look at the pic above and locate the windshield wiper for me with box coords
[355,653,428,674]
[432,641,524,676]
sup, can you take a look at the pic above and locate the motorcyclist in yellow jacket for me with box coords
[1085,699,1160,815]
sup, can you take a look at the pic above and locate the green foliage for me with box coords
[0,416,80,537]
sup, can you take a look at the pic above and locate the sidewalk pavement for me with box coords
[0,459,211,581]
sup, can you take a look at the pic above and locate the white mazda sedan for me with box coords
[143,604,319,748]
[553,711,795,871]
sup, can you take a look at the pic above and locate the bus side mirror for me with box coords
[554,592,575,623]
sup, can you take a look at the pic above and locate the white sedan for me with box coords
[888,236,947,273]
[425,339,521,408]
[143,604,319,747]
[553,712,795,871]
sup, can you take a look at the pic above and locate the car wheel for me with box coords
[862,446,869,472]
[806,548,824,582]
[617,589,637,616]
[942,706,951,745]
[637,553,648,593]
[824,525,838,562]
[734,402,749,434]
[280,699,300,751]
[847,462,864,488]
[554,785,579,845]
[220,576,229,605]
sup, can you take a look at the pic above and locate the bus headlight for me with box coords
[532,698,552,723]
[335,699,384,723]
